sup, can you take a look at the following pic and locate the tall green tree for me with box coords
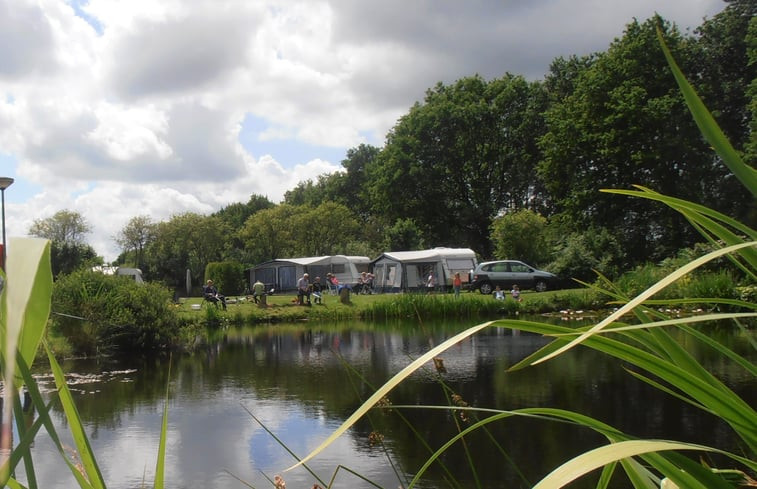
[284,176,334,207]
[293,202,362,256]
[490,209,550,266]
[692,0,756,153]
[214,194,274,230]
[383,218,425,251]
[215,194,275,265]
[747,13,757,165]
[284,144,380,219]
[369,74,549,257]
[28,209,98,276]
[691,0,757,225]
[29,209,91,244]
[114,215,155,269]
[144,213,229,288]
[538,17,717,265]
[49,242,99,278]
[239,204,299,262]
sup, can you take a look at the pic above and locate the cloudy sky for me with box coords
[0,0,725,262]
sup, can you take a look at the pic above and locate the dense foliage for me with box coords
[51,269,180,355]
[89,4,754,290]
[204,261,245,295]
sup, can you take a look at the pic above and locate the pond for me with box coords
[16,317,756,489]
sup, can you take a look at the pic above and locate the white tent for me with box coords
[370,248,476,292]
[247,255,370,292]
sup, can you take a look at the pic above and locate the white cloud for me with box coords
[0,0,725,262]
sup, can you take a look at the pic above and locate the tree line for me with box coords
[29,4,756,293]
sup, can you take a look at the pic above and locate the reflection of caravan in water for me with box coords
[370,248,477,292]
[92,266,144,284]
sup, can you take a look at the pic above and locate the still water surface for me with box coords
[18,318,756,489]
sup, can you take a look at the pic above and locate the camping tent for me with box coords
[370,248,476,292]
[247,255,370,292]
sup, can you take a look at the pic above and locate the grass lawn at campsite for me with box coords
[175,286,602,324]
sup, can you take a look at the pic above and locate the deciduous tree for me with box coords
[490,209,550,266]
[29,209,91,244]
[538,17,712,264]
[369,74,549,257]
[114,215,155,269]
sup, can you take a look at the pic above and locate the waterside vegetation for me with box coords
[43,252,752,358]
[0,16,754,489]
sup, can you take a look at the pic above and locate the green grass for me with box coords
[172,287,607,325]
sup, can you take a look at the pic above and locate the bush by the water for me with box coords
[51,268,182,355]
[609,245,747,308]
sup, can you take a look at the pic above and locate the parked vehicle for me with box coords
[470,260,556,294]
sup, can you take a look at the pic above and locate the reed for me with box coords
[0,237,171,488]
[287,29,757,489]
[1,28,754,489]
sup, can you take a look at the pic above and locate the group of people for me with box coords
[297,273,336,305]
[494,284,521,302]
[207,273,523,308]
[355,271,375,294]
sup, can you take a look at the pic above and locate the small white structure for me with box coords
[92,266,144,284]
[247,255,370,292]
[370,247,477,292]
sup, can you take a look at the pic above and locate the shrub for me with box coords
[205,261,244,295]
[51,268,180,354]
[546,226,623,282]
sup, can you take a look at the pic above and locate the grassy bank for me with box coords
[175,287,607,326]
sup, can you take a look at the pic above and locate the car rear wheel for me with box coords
[479,282,493,295]
[534,280,548,292]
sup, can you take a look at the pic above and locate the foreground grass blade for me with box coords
[504,319,756,450]
[9,352,91,488]
[154,358,172,489]
[656,27,757,196]
[3,238,52,383]
[285,321,496,471]
[529,242,756,366]
[533,440,719,489]
[45,341,107,489]
[0,238,51,481]
[242,406,327,486]
[602,186,757,271]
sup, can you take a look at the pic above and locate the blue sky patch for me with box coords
[0,154,41,204]
[68,0,104,35]
[239,114,347,169]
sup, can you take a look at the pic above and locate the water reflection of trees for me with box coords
[42,322,754,489]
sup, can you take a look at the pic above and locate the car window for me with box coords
[493,263,509,273]
[509,263,530,273]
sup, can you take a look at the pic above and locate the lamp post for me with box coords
[0,177,13,271]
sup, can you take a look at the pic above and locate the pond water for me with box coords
[16,317,756,489]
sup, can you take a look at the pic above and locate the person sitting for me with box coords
[203,279,227,310]
[311,276,323,304]
[510,284,522,302]
[493,285,505,301]
[358,272,374,294]
[326,273,339,294]
[297,273,311,305]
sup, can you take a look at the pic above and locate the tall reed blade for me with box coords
[656,26,757,196]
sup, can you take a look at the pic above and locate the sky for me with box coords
[0,0,726,262]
